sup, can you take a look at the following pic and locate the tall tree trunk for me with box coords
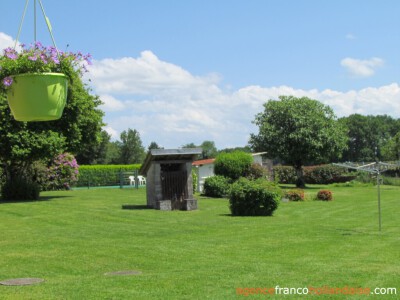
[294,165,305,188]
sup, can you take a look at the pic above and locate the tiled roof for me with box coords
[192,158,215,166]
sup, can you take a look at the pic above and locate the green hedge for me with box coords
[273,165,356,184]
[77,164,141,187]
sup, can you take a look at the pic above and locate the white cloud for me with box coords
[99,94,126,112]
[2,30,397,149]
[87,52,400,148]
[345,33,356,40]
[0,32,15,50]
[0,32,23,52]
[103,126,119,140]
[341,57,384,77]
[88,51,221,95]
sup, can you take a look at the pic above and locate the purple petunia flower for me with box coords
[34,41,43,49]
[28,55,38,61]
[2,77,13,87]
[51,55,60,64]
[40,53,48,64]
[4,48,18,60]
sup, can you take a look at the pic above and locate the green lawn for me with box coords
[0,185,399,299]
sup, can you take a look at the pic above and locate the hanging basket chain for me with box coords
[14,0,60,57]
[37,0,60,55]
[14,0,30,50]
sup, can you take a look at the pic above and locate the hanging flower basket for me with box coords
[7,72,68,121]
[1,43,91,122]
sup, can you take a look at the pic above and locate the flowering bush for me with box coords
[284,189,305,201]
[316,190,333,201]
[0,42,91,89]
[46,153,79,190]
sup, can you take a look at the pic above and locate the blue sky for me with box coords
[1,0,400,149]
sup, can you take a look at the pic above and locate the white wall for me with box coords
[195,163,214,192]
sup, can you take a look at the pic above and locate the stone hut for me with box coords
[139,148,202,211]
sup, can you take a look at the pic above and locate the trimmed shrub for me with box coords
[305,165,350,184]
[1,176,40,201]
[247,163,268,180]
[203,175,231,198]
[77,164,141,187]
[284,189,305,201]
[214,151,253,181]
[273,165,356,184]
[317,190,333,201]
[273,166,297,183]
[229,178,281,216]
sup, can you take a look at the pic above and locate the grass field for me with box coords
[0,184,399,299]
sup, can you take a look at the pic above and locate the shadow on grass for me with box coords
[335,227,379,236]
[279,185,323,190]
[122,204,151,210]
[219,213,277,218]
[0,195,72,204]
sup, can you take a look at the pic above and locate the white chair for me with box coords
[137,175,146,185]
[129,176,135,185]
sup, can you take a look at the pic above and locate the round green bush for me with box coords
[229,178,281,216]
[214,151,253,181]
[1,176,40,201]
[203,175,231,198]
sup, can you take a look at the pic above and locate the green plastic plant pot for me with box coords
[7,73,68,121]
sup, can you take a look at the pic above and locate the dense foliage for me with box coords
[203,175,231,198]
[339,114,400,162]
[273,165,356,184]
[94,129,146,165]
[182,140,218,159]
[119,129,146,164]
[250,96,348,188]
[1,175,40,201]
[214,151,253,180]
[247,163,269,180]
[381,131,400,161]
[229,178,281,216]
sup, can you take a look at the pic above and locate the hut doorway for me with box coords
[160,163,188,210]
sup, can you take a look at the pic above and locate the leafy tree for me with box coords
[219,146,252,154]
[181,142,197,148]
[381,132,400,160]
[78,129,110,164]
[105,141,122,164]
[249,96,347,188]
[182,141,218,159]
[148,141,163,151]
[0,61,104,196]
[119,128,145,164]
[200,140,218,159]
[339,114,400,162]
